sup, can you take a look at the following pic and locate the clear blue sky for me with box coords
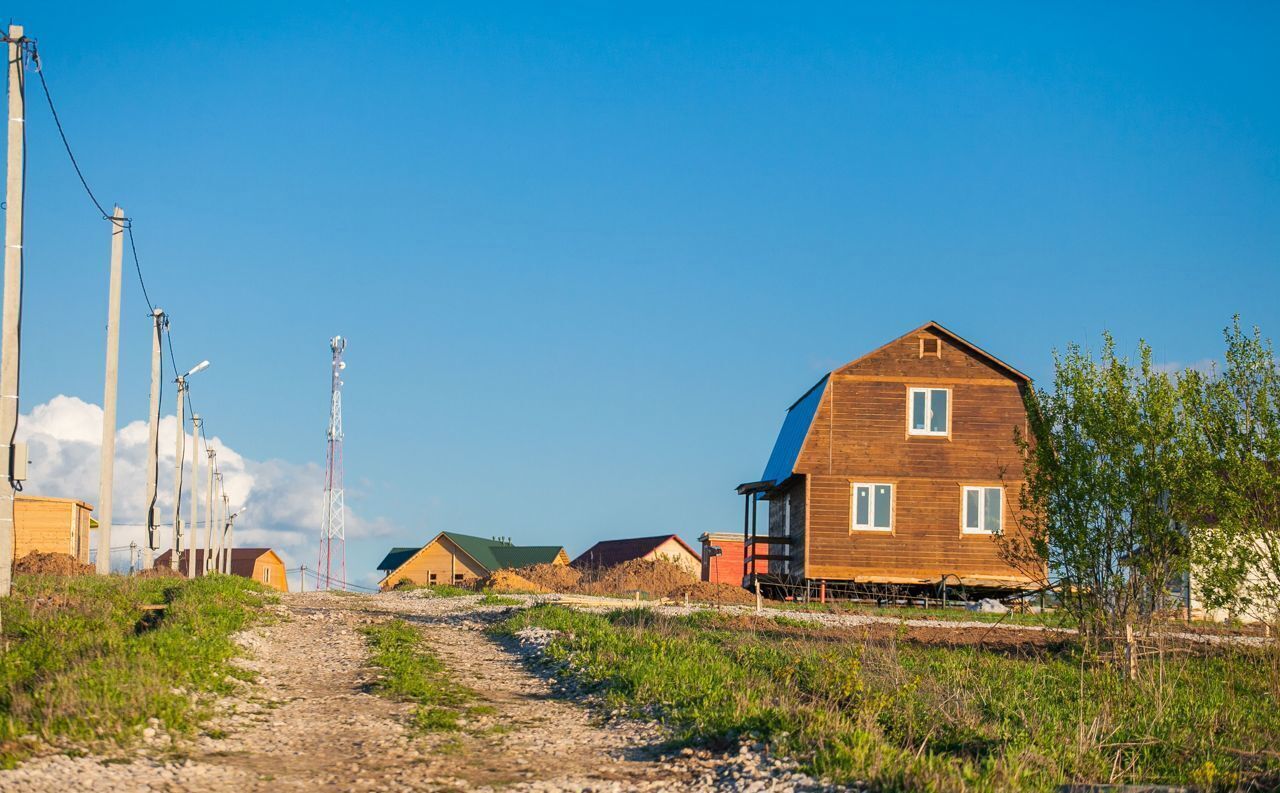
[8,2,1279,579]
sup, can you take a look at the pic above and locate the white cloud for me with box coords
[16,395,394,577]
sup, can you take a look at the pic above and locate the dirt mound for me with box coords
[667,581,755,605]
[137,565,185,579]
[579,558,697,598]
[13,551,94,577]
[486,569,547,594]
[512,563,582,593]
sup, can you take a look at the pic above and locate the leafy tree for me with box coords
[1179,318,1280,630]
[1005,334,1187,646]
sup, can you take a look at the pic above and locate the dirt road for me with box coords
[0,592,828,792]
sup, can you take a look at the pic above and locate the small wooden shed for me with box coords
[15,495,93,564]
[155,548,290,592]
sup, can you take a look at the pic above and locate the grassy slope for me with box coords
[0,573,269,767]
[496,605,1279,792]
[361,619,477,731]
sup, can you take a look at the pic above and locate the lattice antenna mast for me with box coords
[318,335,347,590]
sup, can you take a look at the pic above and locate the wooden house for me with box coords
[155,548,290,592]
[377,532,569,590]
[739,321,1040,596]
[698,532,766,585]
[572,535,702,576]
[15,495,94,563]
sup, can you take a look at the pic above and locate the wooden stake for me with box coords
[0,24,27,597]
[1125,623,1137,682]
[95,205,125,575]
[142,309,164,569]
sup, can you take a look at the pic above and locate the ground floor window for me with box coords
[962,486,1003,534]
[851,483,893,531]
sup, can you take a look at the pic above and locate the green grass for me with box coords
[477,593,522,607]
[0,573,270,767]
[360,619,475,732]
[495,605,1280,792]
[391,582,474,598]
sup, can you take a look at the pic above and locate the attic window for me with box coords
[920,337,941,358]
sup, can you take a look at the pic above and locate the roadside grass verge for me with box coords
[361,619,478,732]
[771,600,1073,628]
[477,593,522,607]
[495,605,1279,792]
[390,583,474,598]
[0,573,270,767]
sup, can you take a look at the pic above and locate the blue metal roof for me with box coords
[761,374,829,486]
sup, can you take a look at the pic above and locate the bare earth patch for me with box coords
[0,592,830,792]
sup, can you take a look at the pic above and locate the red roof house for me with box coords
[571,534,701,576]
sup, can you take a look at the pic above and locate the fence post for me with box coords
[1124,623,1137,682]
[754,579,762,614]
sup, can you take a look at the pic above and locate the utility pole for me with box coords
[203,449,215,573]
[0,25,28,598]
[95,205,126,575]
[142,308,165,570]
[187,415,200,578]
[170,376,186,570]
[210,472,223,573]
[221,493,231,574]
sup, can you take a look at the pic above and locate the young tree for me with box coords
[1180,318,1280,630]
[1005,334,1187,647]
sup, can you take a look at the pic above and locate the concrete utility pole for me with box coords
[187,415,201,578]
[204,449,215,573]
[170,377,186,570]
[95,205,126,575]
[221,493,231,574]
[210,472,223,573]
[0,25,28,598]
[142,309,165,570]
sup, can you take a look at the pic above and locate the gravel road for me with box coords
[0,591,837,792]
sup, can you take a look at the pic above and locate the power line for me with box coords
[29,45,112,222]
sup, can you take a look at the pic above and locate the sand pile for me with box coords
[578,558,697,598]
[511,563,582,593]
[486,569,547,594]
[14,551,94,576]
[667,581,756,605]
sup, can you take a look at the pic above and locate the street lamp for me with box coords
[170,360,210,571]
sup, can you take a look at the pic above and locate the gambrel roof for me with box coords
[759,321,1029,487]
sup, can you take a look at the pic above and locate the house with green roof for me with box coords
[377,531,569,590]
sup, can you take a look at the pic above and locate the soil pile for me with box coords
[486,569,547,594]
[512,563,582,593]
[667,581,756,605]
[136,565,185,579]
[13,551,94,576]
[579,558,697,598]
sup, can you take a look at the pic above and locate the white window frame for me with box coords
[263,567,271,584]
[850,482,894,532]
[908,387,950,437]
[961,486,1003,535]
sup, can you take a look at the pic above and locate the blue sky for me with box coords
[6,2,1279,583]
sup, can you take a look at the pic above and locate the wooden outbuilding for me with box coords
[572,535,701,576]
[155,548,290,592]
[378,532,569,591]
[15,495,94,564]
[740,321,1041,597]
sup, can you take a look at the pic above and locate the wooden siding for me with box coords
[646,537,701,576]
[252,551,289,592]
[14,496,92,563]
[380,536,489,590]
[700,533,763,585]
[793,327,1037,586]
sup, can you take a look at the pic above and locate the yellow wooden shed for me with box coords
[14,495,94,564]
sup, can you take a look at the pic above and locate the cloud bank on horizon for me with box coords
[16,395,395,578]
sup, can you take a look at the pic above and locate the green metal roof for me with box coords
[440,532,564,572]
[376,547,420,571]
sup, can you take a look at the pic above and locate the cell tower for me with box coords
[318,335,347,589]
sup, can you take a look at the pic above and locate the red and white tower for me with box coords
[318,335,346,589]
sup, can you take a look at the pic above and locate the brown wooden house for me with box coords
[740,321,1039,596]
[572,535,701,577]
